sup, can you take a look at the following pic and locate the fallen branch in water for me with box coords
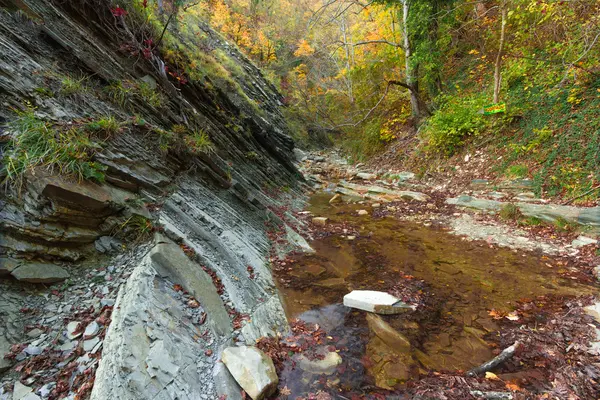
[467,341,520,377]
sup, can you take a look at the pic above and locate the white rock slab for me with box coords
[572,235,598,248]
[356,172,377,180]
[221,346,278,400]
[343,290,415,315]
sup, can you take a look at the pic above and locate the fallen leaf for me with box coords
[488,309,505,319]
[280,386,291,396]
[505,311,519,321]
[485,372,500,380]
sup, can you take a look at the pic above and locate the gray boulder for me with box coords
[0,257,20,276]
[221,346,278,400]
[11,262,69,283]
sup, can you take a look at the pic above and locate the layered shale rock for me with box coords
[0,0,308,398]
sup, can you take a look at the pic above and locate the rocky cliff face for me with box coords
[0,1,307,398]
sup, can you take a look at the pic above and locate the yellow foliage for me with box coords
[294,39,315,57]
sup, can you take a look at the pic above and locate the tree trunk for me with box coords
[341,14,354,103]
[493,0,507,103]
[401,0,420,118]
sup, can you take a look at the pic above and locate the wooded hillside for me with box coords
[197,0,600,201]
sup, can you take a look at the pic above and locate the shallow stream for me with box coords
[274,192,596,396]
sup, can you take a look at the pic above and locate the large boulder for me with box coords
[221,346,278,400]
[10,262,69,283]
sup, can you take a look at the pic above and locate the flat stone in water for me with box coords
[343,290,414,314]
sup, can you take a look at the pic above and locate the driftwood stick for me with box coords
[467,341,520,377]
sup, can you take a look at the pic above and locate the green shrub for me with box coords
[519,216,542,226]
[184,130,215,154]
[2,110,105,186]
[341,117,384,162]
[154,128,175,152]
[86,116,121,136]
[424,97,485,155]
[138,81,164,108]
[171,124,188,135]
[116,214,154,241]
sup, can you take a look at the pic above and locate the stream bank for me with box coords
[259,151,600,399]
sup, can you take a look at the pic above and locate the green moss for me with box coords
[499,203,522,221]
[553,216,575,232]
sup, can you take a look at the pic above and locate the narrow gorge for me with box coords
[1,1,600,400]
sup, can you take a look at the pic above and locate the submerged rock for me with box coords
[298,351,342,375]
[11,262,69,283]
[221,346,278,400]
[343,290,414,315]
[366,314,411,352]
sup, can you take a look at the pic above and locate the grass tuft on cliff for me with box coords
[1,109,106,187]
